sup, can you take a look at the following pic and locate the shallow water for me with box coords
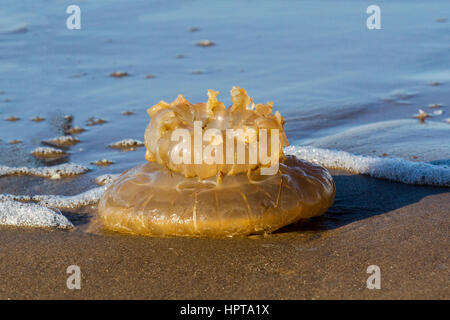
[0,0,449,229]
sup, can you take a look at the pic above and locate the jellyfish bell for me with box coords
[97,87,335,237]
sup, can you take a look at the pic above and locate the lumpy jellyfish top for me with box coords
[144,87,289,179]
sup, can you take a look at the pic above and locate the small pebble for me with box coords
[196,40,215,47]
[9,140,22,145]
[31,116,45,122]
[110,71,129,78]
[176,54,185,59]
[5,116,20,122]
[109,139,144,150]
[430,82,441,86]
[86,117,107,126]
[189,27,200,32]
[428,103,443,108]
[32,146,66,158]
[192,70,204,75]
[414,109,430,123]
[122,111,134,116]
[145,74,155,79]
[381,153,388,157]
[436,18,448,23]
[91,159,115,167]
[66,126,86,134]
[44,135,80,147]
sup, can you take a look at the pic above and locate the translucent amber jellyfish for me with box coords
[98,87,335,237]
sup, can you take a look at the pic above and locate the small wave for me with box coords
[0,163,89,179]
[35,186,108,209]
[0,174,119,224]
[285,146,450,187]
[0,186,108,210]
[0,200,73,229]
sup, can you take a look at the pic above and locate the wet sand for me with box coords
[1,0,449,300]
[0,171,448,299]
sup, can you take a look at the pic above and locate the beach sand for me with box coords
[0,171,448,299]
[0,0,449,300]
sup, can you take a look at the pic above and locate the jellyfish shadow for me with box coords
[277,171,449,233]
[62,211,93,227]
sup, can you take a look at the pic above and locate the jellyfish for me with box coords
[97,87,335,237]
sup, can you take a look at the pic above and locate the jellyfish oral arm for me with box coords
[169,122,280,173]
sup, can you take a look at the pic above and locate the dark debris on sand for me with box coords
[86,117,107,126]
[5,116,20,122]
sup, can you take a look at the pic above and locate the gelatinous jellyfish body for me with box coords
[98,87,335,237]
[98,156,334,236]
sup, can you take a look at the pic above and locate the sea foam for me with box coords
[285,146,450,187]
[0,163,89,178]
[35,186,108,209]
[0,200,73,229]
[0,186,108,210]
[0,174,114,229]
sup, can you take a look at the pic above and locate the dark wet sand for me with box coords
[0,172,448,299]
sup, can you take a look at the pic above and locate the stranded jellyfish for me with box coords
[98,87,335,237]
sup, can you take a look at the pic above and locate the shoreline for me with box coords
[0,172,448,299]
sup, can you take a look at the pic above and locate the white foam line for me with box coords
[35,186,108,209]
[0,186,108,210]
[0,174,118,213]
[285,146,450,187]
[0,163,89,178]
[0,174,114,229]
